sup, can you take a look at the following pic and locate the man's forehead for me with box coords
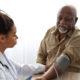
[58,6,76,17]
[61,7,73,13]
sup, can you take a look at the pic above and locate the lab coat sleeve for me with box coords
[11,61,33,79]
[19,63,45,79]
[12,61,45,80]
[0,69,6,80]
[27,63,45,74]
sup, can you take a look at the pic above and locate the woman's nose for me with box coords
[16,35,18,39]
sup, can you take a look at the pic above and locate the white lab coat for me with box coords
[0,52,45,80]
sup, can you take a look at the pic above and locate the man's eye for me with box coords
[65,17,73,21]
[59,17,62,20]
[65,18,69,21]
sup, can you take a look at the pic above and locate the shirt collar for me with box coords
[51,26,75,38]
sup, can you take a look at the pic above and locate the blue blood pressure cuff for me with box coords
[55,54,71,72]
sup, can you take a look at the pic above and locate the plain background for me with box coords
[0,0,80,65]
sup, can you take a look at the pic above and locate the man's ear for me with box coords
[75,17,78,24]
[0,35,6,43]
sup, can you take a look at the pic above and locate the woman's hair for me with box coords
[0,11,14,35]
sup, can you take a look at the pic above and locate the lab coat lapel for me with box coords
[0,52,17,79]
[0,52,9,68]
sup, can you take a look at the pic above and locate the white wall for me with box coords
[0,0,80,65]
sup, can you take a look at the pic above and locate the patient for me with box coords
[35,5,80,80]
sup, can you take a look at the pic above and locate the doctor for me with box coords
[0,11,45,80]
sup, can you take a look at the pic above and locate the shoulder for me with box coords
[44,26,56,38]
[46,26,56,33]
[71,28,80,41]
[67,28,80,47]
[72,27,80,37]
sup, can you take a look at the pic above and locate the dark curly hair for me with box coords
[0,11,14,35]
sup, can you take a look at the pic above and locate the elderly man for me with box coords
[35,5,80,80]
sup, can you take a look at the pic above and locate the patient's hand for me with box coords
[32,76,47,80]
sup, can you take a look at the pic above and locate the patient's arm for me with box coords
[34,54,71,80]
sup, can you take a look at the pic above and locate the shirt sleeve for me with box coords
[13,62,45,80]
[27,63,45,74]
[36,39,48,65]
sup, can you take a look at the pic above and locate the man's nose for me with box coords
[60,19,65,25]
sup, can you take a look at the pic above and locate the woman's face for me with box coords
[5,25,18,48]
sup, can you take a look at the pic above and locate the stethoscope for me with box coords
[0,60,17,80]
[0,61,31,80]
[0,54,17,80]
[0,61,9,69]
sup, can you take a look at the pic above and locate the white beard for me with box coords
[58,26,68,34]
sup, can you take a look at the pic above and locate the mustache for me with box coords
[58,24,68,29]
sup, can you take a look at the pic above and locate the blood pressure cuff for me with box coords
[55,54,71,72]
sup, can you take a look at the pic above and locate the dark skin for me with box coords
[57,6,78,41]
[34,6,78,80]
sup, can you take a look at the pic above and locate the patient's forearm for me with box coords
[42,54,71,80]
[42,64,61,80]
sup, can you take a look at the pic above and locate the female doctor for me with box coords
[0,11,45,80]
